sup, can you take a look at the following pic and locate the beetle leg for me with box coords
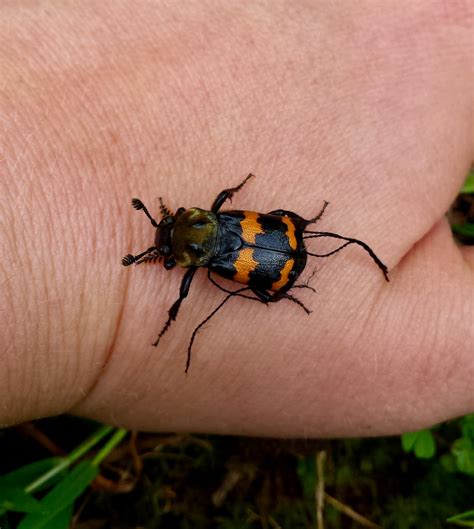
[292,265,318,293]
[211,173,255,213]
[159,197,173,219]
[186,286,251,373]
[153,267,198,347]
[251,287,312,314]
[304,231,389,282]
[303,240,352,258]
[292,284,316,293]
[267,209,303,219]
[207,270,258,300]
[278,292,312,314]
[302,200,329,226]
[268,201,329,227]
[250,287,272,304]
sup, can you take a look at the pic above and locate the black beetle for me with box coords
[122,174,389,372]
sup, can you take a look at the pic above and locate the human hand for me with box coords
[1,1,473,436]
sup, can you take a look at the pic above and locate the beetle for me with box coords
[122,174,389,372]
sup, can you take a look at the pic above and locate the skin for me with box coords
[1,1,473,437]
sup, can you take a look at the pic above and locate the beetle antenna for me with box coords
[122,246,157,266]
[292,265,318,293]
[304,231,389,282]
[210,173,255,213]
[131,198,159,228]
[185,286,250,373]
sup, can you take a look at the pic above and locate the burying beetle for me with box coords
[122,174,389,372]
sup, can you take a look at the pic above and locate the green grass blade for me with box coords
[0,488,44,515]
[452,223,474,238]
[447,509,474,526]
[0,458,64,515]
[0,458,63,491]
[46,503,74,529]
[25,424,112,494]
[17,460,98,529]
[91,428,127,466]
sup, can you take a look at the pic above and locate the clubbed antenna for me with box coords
[131,198,159,228]
[121,246,158,267]
[122,254,136,266]
[131,198,144,210]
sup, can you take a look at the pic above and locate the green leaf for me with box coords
[25,425,114,496]
[413,429,436,458]
[0,488,44,515]
[461,414,474,441]
[401,429,436,458]
[440,453,457,473]
[401,431,418,452]
[460,171,474,194]
[17,460,98,529]
[452,438,474,476]
[447,509,474,526]
[0,459,66,515]
[0,458,64,491]
[452,223,474,237]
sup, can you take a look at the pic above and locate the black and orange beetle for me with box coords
[122,174,389,372]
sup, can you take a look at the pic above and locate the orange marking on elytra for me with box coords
[233,248,258,285]
[271,258,295,291]
[281,217,297,250]
[240,211,264,244]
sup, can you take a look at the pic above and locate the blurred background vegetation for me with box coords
[1,171,473,529]
[1,415,474,528]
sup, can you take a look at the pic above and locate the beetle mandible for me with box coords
[122,174,389,372]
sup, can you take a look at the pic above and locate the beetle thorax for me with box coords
[172,208,218,267]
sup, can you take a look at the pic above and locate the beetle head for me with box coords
[152,209,179,268]
[122,200,218,269]
[171,208,218,267]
